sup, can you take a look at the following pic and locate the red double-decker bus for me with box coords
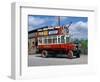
[35,22,80,59]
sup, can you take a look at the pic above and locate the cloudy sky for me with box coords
[28,15,88,40]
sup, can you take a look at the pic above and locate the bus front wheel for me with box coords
[67,50,73,59]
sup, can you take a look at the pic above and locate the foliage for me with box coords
[80,39,88,49]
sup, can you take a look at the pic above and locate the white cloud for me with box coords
[74,21,87,31]
[70,21,87,31]
[69,21,88,39]
[28,16,46,26]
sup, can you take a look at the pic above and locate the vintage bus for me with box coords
[36,24,81,59]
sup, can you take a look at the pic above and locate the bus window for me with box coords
[66,37,69,43]
[53,36,57,43]
[61,35,65,43]
[44,38,48,44]
[58,36,60,43]
[48,36,52,44]
[48,39,52,44]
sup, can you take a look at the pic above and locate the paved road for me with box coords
[28,54,88,66]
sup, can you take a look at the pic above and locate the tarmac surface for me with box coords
[28,54,88,66]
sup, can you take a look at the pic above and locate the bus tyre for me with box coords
[76,50,80,58]
[68,50,73,59]
[41,50,48,58]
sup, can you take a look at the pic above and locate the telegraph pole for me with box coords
[58,16,60,26]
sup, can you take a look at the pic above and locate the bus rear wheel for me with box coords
[67,50,73,59]
[41,50,48,58]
